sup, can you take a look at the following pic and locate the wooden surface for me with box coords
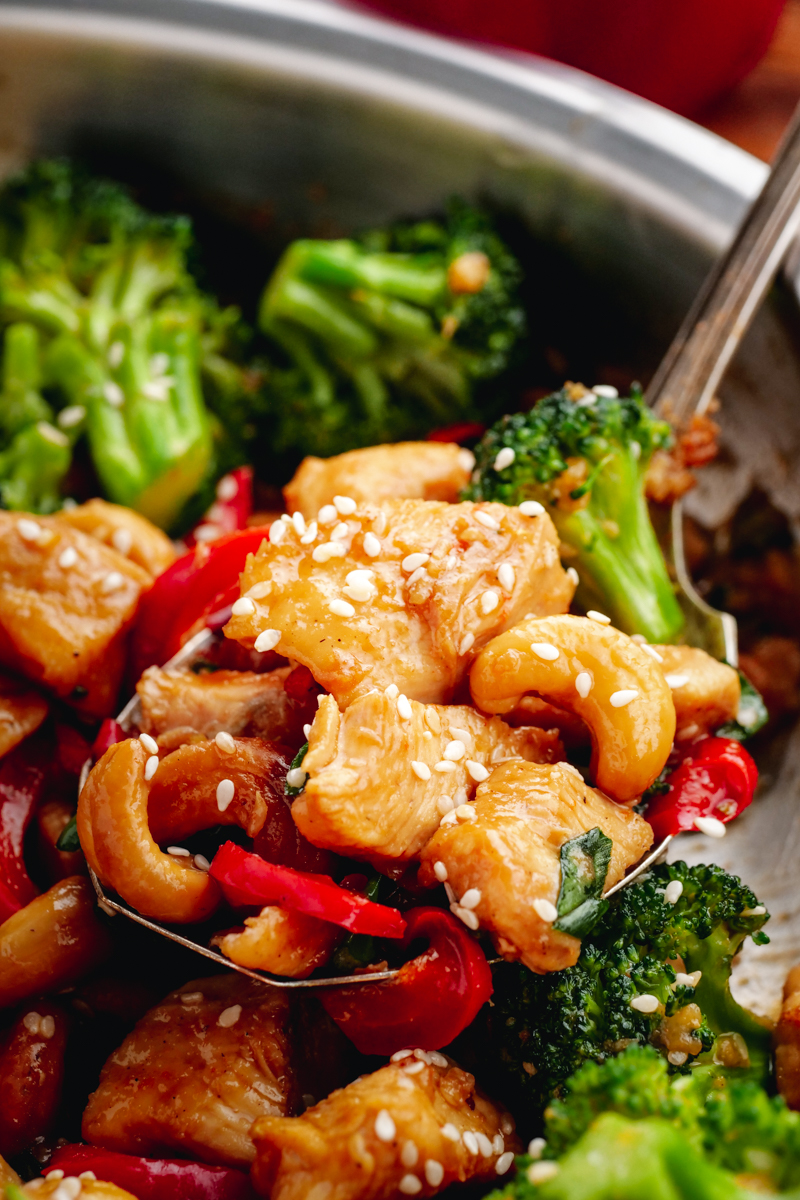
[699,0,800,161]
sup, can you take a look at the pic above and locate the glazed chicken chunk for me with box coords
[213,906,342,979]
[250,1055,520,1200]
[295,692,563,870]
[418,760,653,973]
[653,644,740,739]
[0,669,48,760]
[284,442,474,519]
[775,964,800,1110]
[225,497,573,707]
[56,497,176,578]
[83,976,324,1167]
[0,511,150,718]
[137,664,309,748]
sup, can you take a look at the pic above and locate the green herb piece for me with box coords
[553,826,612,939]
[56,812,80,852]
[716,671,769,741]
[285,742,309,797]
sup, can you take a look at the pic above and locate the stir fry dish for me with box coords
[0,159,794,1200]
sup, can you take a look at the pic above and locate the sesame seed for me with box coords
[674,971,702,988]
[194,524,222,544]
[496,1151,515,1175]
[457,448,476,472]
[406,566,428,587]
[402,552,429,572]
[411,761,431,781]
[528,1137,546,1159]
[372,510,388,535]
[475,1133,493,1157]
[291,512,306,536]
[78,1173,96,1182]
[494,447,515,471]
[216,474,238,502]
[333,495,357,515]
[460,887,481,910]
[46,1172,65,1182]
[246,582,272,599]
[215,731,236,753]
[312,542,344,562]
[443,739,466,761]
[23,1011,41,1034]
[492,1134,505,1154]
[630,994,660,1013]
[329,598,355,617]
[530,642,559,661]
[255,629,281,653]
[374,1109,396,1142]
[497,563,515,591]
[111,527,133,556]
[139,732,158,755]
[318,504,337,525]
[592,384,618,398]
[665,673,690,689]
[518,500,545,516]
[668,1051,688,1066]
[331,522,350,542]
[144,755,159,781]
[456,803,477,820]
[500,1116,515,1137]
[425,1160,444,1187]
[742,905,767,916]
[434,760,457,773]
[440,811,457,828]
[384,684,399,700]
[194,854,210,872]
[463,1132,479,1155]
[286,767,308,789]
[108,341,125,368]
[528,1162,560,1184]
[399,1176,421,1195]
[566,566,579,586]
[232,597,256,616]
[269,520,287,544]
[425,709,442,736]
[300,521,318,544]
[18,518,42,541]
[181,991,204,1004]
[641,644,664,662]
[347,568,374,585]
[55,1180,82,1200]
[610,689,639,707]
[344,580,375,602]
[441,1122,460,1142]
[391,1049,413,1061]
[218,1004,242,1027]
[303,724,312,739]
[403,1059,425,1074]
[459,632,475,656]
[168,846,190,857]
[481,590,500,614]
[397,694,412,720]
[103,381,124,407]
[452,904,480,930]
[101,570,126,595]
[574,671,593,699]
[363,532,381,557]
[475,511,500,531]
[401,1142,419,1168]
[695,815,727,838]
[216,779,235,811]
[533,897,558,923]
[58,546,78,569]
[664,880,683,905]
[433,862,448,883]
[464,760,488,783]
[150,352,170,376]
[587,610,611,624]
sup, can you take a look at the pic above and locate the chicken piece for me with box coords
[653,644,740,740]
[775,964,800,1110]
[296,692,562,871]
[0,1001,67,1159]
[212,906,342,978]
[22,1180,137,1200]
[0,513,150,718]
[225,498,573,708]
[0,670,48,760]
[83,976,314,1167]
[137,664,309,748]
[418,760,653,973]
[250,1056,520,1200]
[56,498,176,578]
[284,442,473,519]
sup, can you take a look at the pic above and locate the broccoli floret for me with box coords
[488,861,771,1116]
[0,159,251,528]
[257,198,526,462]
[489,1045,800,1198]
[464,384,683,643]
[489,1113,754,1200]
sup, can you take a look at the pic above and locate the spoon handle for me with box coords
[648,99,800,424]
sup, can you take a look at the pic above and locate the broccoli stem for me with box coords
[297,239,446,307]
[0,420,71,512]
[0,260,81,335]
[0,323,52,440]
[264,273,378,360]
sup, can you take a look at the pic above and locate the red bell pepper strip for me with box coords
[644,736,758,844]
[185,466,254,548]
[130,526,271,676]
[320,905,493,1054]
[91,719,127,762]
[209,841,406,938]
[0,735,50,920]
[48,1146,255,1200]
[426,421,485,444]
